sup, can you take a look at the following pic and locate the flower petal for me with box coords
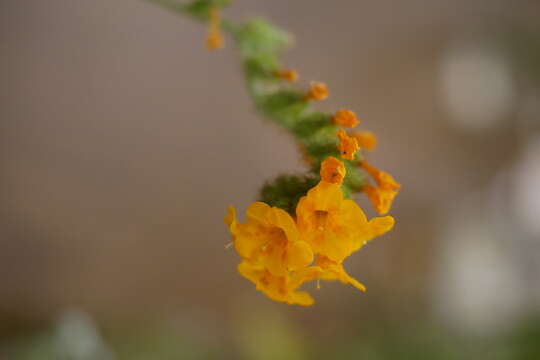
[287,291,314,306]
[234,225,266,260]
[369,216,394,238]
[259,239,288,276]
[340,199,368,226]
[317,257,366,292]
[267,207,299,243]
[318,229,353,262]
[305,181,343,212]
[286,241,314,271]
[237,260,263,285]
[289,266,323,290]
[224,205,237,233]
[246,202,271,223]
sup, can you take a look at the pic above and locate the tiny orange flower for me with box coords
[206,8,224,50]
[351,131,377,151]
[337,130,360,160]
[305,82,328,101]
[316,256,366,292]
[360,161,400,191]
[275,69,299,82]
[332,109,359,128]
[206,31,224,50]
[363,184,398,215]
[320,156,346,185]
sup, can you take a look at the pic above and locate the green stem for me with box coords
[142,0,366,213]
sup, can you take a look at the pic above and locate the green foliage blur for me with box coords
[3,313,540,360]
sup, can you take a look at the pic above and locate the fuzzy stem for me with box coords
[142,0,366,212]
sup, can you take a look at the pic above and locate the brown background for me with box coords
[1,0,539,348]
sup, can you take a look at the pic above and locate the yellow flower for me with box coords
[275,69,298,82]
[305,82,328,101]
[351,131,377,151]
[320,156,346,185]
[337,129,360,160]
[206,8,224,50]
[238,261,322,306]
[296,181,394,262]
[361,161,400,191]
[332,109,359,128]
[225,202,313,276]
[316,256,365,292]
[363,185,398,215]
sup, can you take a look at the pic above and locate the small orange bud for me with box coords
[320,157,346,184]
[332,109,359,128]
[206,8,224,50]
[206,31,224,50]
[275,69,298,82]
[305,82,328,101]
[337,130,360,160]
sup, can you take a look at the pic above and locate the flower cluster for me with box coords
[224,79,399,304]
[226,156,394,305]
[146,0,401,305]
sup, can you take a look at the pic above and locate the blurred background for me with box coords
[1,0,540,358]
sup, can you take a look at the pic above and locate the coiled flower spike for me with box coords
[146,0,401,305]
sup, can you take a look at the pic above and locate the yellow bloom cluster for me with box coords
[225,157,394,306]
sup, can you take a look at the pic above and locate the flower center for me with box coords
[314,210,329,231]
[261,227,287,252]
